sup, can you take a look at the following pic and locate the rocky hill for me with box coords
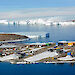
[0,34,28,41]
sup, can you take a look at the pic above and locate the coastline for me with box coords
[10,61,75,64]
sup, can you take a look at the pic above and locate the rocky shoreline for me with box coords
[0,34,28,42]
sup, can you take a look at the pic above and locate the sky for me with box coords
[0,0,75,19]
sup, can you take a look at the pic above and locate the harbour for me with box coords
[0,24,75,75]
[0,25,75,75]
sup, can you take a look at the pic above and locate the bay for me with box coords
[0,24,75,75]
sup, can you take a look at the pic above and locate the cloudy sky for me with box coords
[0,0,75,19]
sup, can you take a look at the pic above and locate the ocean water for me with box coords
[0,24,75,42]
[0,62,75,75]
[0,24,75,75]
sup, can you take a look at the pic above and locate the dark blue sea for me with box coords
[0,62,75,75]
[0,24,75,75]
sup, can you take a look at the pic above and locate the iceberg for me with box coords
[0,20,8,25]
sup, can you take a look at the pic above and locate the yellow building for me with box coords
[68,42,75,46]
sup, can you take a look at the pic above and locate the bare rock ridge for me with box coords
[0,34,28,41]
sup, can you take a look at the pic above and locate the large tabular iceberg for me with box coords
[0,16,75,26]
